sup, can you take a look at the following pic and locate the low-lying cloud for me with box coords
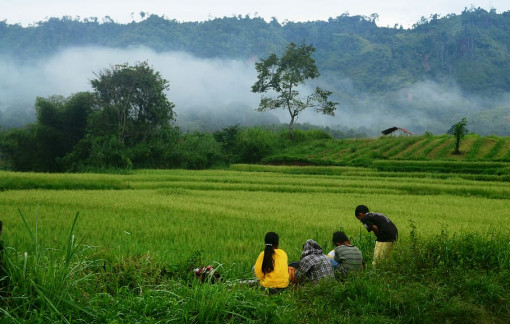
[1,46,509,135]
[1,46,260,112]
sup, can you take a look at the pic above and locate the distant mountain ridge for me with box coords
[2,8,510,93]
[1,7,510,135]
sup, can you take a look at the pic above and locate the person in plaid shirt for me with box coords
[293,239,334,283]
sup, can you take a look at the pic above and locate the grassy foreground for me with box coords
[0,166,509,323]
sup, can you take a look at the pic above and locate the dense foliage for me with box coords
[1,8,510,95]
[0,62,183,172]
[90,62,175,145]
[0,93,94,171]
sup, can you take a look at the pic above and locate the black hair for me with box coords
[262,232,279,274]
[332,231,349,244]
[355,205,369,217]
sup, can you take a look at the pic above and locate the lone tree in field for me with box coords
[251,43,337,140]
[448,117,468,154]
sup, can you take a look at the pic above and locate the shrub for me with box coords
[176,132,225,169]
[213,124,241,164]
[0,126,38,171]
[125,127,180,169]
[235,128,280,163]
[67,135,132,171]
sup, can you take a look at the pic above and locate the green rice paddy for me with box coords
[0,163,509,322]
[1,165,507,274]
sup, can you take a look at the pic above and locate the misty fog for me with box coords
[0,47,267,129]
[1,46,508,135]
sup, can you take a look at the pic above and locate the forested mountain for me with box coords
[1,7,510,135]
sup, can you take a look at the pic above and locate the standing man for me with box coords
[355,205,398,266]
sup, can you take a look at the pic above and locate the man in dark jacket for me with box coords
[355,205,398,266]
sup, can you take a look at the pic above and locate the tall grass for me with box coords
[0,210,98,322]
[1,213,508,323]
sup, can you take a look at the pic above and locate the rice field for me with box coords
[267,134,510,167]
[1,165,508,277]
[0,165,509,322]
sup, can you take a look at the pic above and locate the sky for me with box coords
[2,0,510,28]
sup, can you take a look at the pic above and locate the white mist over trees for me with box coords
[2,46,509,135]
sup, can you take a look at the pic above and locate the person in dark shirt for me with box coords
[355,205,398,266]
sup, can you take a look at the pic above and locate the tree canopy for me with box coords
[448,117,468,154]
[0,62,182,172]
[90,62,175,145]
[252,43,337,140]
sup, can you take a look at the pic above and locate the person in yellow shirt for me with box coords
[254,232,289,293]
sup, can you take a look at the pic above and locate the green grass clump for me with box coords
[0,211,99,322]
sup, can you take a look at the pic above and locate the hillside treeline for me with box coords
[2,7,510,94]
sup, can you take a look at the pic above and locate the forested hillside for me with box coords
[1,7,510,135]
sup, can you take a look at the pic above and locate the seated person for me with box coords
[327,231,365,276]
[292,239,334,283]
[254,232,289,291]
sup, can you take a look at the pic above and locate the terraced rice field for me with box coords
[1,164,508,272]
